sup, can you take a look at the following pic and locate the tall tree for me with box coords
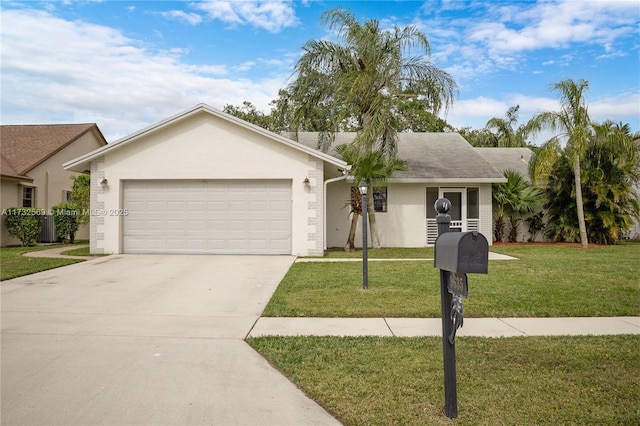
[531,118,640,244]
[289,7,456,248]
[485,105,529,147]
[223,101,276,131]
[528,79,592,248]
[289,8,456,157]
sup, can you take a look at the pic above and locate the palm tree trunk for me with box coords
[345,211,359,252]
[367,196,381,249]
[574,158,589,249]
[494,214,505,242]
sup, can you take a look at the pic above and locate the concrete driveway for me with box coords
[1,255,340,425]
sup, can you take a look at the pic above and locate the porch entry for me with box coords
[426,187,479,245]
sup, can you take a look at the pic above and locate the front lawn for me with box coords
[263,242,640,317]
[0,244,85,280]
[248,335,640,425]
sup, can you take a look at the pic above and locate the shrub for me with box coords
[3,207,43,246]
[70,174,91,225]
[52,203,80,243]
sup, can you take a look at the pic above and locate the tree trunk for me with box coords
[573,158,589,248]
[494,215,506,242]
[508,217,520,242]
[345,211,359,252]
[367,196,381,248]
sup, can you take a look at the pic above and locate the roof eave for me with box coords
[1,174,34,183]
[387,177,508,184]
[64,104,349,171]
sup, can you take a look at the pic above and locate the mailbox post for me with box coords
[433,198,489,419]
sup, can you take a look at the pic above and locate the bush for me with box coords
[52,203,80,243]
[3,207,43,246]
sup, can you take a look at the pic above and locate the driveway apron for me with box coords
[1,255,340,425]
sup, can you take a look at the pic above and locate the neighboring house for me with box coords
[65,104,507,255]
[1,124,108,246]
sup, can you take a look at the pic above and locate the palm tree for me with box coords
[485,105,529,147]
[337,145,407,250]
[288,8,455,249]
[528,79,592,248]
[532,119,640,244]
[492,169,543,242]
[581,121,640,243]
[289,7,457,156]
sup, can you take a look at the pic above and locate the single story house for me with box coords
[64,104,507,256]
[1,124,107,246]
[294,133,509,247]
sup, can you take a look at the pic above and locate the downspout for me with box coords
[323,167,351,251]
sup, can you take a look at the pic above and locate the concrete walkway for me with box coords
[22,244,92,260]
[249,316,640,338]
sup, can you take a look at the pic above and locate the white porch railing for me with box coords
[426,218,480,245]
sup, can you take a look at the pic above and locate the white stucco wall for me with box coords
[326,182,494,248]
[91,111,326,256]
[1,180,23,245]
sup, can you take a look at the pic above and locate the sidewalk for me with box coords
[295,251,518,262]
[249,316,640,338]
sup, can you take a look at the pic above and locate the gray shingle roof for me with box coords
[475,147,533,180]
[293,132,506,182]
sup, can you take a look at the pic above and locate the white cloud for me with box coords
[418,0,638,84]
[193,0,298,33]
[443,91,640,144]
[159,10,203,25]
[473,0,638,54]
[0,9,285,140]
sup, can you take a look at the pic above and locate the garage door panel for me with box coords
[123,180,291,254]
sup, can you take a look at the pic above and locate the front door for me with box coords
[426,187,480,245]
[441,189,464,232]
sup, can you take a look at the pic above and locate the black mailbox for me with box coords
[435,231,489,274]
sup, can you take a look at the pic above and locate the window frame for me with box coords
[372,186,387,213]
[21,186,35,208]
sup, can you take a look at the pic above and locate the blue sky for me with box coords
[1,0,638,143]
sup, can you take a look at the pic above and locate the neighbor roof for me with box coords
[475,147,533,180]
[64,104,349,172]
[1,124,107,180]
[293,132,507,183]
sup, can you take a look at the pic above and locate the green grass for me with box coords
[322,247,434,258]
[0,244,84,280]
[248,335,640,426]
[263,242,640,317]
[59,246,106,256]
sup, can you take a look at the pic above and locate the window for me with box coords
[350,186,388,212]
[426,187,438,218]
[22,187,34,207]
[64,190,73,203]
[467,187,479,219]
[373,187,387,212]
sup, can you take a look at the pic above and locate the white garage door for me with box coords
[123,180,292,254]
